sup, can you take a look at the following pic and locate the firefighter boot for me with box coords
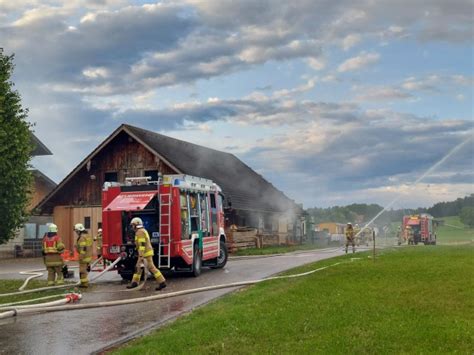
[155,282,167,291]
[127,282,139,289]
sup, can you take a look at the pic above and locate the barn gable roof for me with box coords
[36,124,301,214]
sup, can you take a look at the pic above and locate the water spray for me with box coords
[357,135,473,239]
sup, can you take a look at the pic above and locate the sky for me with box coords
[1,0,473,209]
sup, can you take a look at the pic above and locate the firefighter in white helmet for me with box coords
[74,223,93,287]
[42,223,65,286]
[127,217,167,291]
[345,222,356,254]
[94,228,103,258]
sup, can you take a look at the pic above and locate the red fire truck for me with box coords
[101,174,228,280]
[402,214,437,245]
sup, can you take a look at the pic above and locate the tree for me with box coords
[460,206,474,228]
[0,50,33,244]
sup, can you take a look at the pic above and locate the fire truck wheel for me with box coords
[192,247,202,277]
[211,241,228,269]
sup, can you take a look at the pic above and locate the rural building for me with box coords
[35,124,303,252]
[317,222,346,244]
[318,222,346,235]
[0,134,56,257]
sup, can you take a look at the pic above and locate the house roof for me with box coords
[30,169,57,190]
[36,124,301,214]
[124,125,300,213]
[30,133,52,156]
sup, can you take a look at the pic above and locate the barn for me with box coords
[35,124,303,252]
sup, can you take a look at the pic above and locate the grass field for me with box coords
[116,245,473,354]
[437,216,474,243]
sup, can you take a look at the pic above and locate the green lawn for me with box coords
[437,216,474,243]
[232,243,325,256]
[0,280,76,305]
[116,245,474,354]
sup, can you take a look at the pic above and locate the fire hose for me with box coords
[0,259,358,319]
[0,293,82,319]
[0,257,122,298]
[17,256,105,291]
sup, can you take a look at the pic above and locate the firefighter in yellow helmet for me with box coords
[127,217,167,291]
[345,222,356,254]
[42,223,65,286]
[74,223,93,288]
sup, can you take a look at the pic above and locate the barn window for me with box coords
[104,172,118,182]
[84,216,91,229]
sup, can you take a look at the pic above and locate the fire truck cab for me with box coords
[101,174,228,280]
[402,214,437,245]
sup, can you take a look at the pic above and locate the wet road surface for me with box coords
[0,247,365,354]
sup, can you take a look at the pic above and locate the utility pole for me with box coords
[372,229,376,262]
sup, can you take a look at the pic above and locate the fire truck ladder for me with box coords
[158,191,172,268]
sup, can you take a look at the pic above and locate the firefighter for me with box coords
[94,228,103,258]
[405,225,414,245]
[354,224,361,246]
[345,222,356,254]
[42,223,65,286]
[127,217,167,291]
[74,223,93,288]
[396,226,403,245]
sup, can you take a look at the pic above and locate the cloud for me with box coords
[338,52,380,72]
[341,33,362,50]
[401,75,440,91]
[3,1,471,98]
[354,86,413,101]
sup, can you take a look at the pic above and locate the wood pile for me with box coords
[227,228,284,252]
[227,227,258,252]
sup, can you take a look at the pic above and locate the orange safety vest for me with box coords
[42,235,64,254]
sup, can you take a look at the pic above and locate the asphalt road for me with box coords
[0,247,361,354]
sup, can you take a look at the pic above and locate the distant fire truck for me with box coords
[402,214,437,245]
[101,174,228,280]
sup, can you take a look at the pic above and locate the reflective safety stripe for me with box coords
[79,242,86,246]
[143,250,153,257]
[80,278,88,283]
[81,258,91,263]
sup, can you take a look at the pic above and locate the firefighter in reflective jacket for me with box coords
[354,224,361,246]
[127,217,167,291]
[74,223,93,288]
[42,223,65,286]
[345,222,356,254]
[94,228,103,258]
[406,225,414,245]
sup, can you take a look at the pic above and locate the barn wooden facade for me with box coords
[36,124,303,252]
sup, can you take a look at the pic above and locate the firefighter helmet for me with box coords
[347,222,352,226]
[98,228,102,233]
[48,223,58,233]
[130,217,143,227]
[74,223,86,232]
